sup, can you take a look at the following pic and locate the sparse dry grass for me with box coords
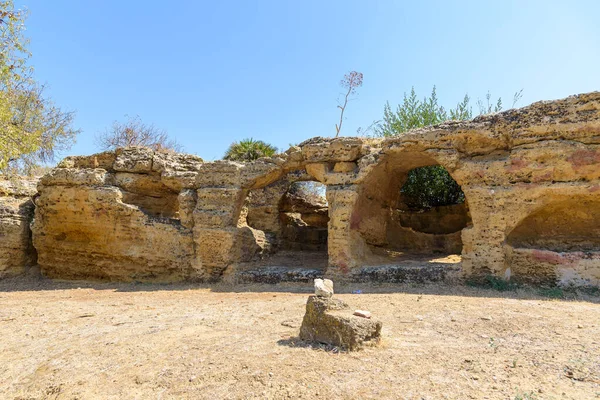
[0,276,599,399]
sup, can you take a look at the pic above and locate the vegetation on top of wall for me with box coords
[377,86,522,209]
[0,1,80,177]
[375,86,523,137]
[223,138,277,162]
[95,115,182,153]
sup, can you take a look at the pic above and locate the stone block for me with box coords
[333,161,357,173]
[314,278,334,297]
[113,147,155,173]
[40,168,109,187]
[299,295,382,350]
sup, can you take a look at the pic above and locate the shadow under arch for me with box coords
[504,195,600,285]
[349,150,473,281]
[234,169,330,282]
[506,196,600,252]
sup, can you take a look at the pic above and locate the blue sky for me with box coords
[15,0,600,161]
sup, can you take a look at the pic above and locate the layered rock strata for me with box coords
[0,179,38,277]
[27,92,600,286]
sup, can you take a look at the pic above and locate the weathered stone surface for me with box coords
[0,179,37,277]
[351,264,458,284]
[40,168,109,187]
[30,149,206,282]
[314,278,334,297]
[151,152,204,173]
[25,92,600,287]
[193,227,262,280]
[353,310,372,319]
[299,295,382,350]
[305,163,329,182]
[113,147,155,173]
[333,161,357,173]
[196,161,244,187]
[32,184,196,282]
[58,151,116,170]
[237,266,323,284]
[301,137,365,162]
[160,171,198,192]
[178,189,197,229]
[239,160,284,189]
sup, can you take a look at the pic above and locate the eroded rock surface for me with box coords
[32,149,203,282]
[0,179,38,277]
[299,295,382,350]
[27,92,600,286]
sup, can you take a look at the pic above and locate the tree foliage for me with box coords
[376,86,474,137]
[0,1,79,176]
[377,86,522,209]
[401,166,465,209]
[377,86,522,137]
[95,115,182,152]
[223,138,277,162]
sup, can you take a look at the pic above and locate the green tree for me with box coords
[223,138,277,162]
[377,86,522,208]
[0,1,79,176]
[401,165,465,208]
[376,86,474,137]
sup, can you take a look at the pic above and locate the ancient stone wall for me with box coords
[18,91,600,286]
[31,149,204,282]
[0,179,38,277]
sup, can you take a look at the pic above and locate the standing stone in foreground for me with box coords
[299,295,382,350]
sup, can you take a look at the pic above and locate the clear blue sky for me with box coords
[15,0,600,161]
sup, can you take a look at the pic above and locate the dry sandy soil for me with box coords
[0,275,599,400]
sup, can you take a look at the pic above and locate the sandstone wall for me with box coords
[29,91,600,286]
[0,179,37,277]
[32,149,203,282]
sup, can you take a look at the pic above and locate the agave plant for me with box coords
[223,138,277,162]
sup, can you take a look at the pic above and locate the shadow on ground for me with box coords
[276,337,346,353]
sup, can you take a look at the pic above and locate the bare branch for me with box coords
[95,115,183,153]
[335,71,363,137]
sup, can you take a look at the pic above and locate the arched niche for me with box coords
[351,151,472,266]
[236,170,329,278]
[504,196,600,285]
[507,197,600,252]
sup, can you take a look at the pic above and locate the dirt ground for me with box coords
[0,275,599,400]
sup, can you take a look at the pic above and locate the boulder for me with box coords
[299,295,382,350]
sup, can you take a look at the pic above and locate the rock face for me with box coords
[32,150,204,282]
[299,295,382,350]
[0,179,37,277]
[26,92,600,287]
